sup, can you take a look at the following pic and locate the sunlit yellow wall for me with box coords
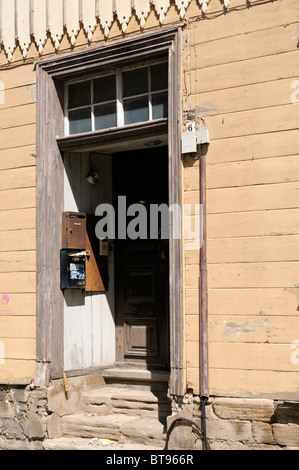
[183,0,299,398]
[1,1,299,397]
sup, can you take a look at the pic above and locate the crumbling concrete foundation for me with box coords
[167,395,299,450]
[1,379,299,450]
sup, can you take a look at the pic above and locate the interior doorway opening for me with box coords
[62,140,170,375]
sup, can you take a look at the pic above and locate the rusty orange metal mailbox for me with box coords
[61,212,108,292]
[62,212,87,250]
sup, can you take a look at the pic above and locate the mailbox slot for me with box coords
[62,212,86,250]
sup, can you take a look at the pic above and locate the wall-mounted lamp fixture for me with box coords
[86,171,99,185]
[144,140,162,147]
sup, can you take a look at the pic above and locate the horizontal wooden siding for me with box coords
[183,0,299,398]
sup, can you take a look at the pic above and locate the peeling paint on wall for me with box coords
[291,79,299,104]
[29,84,36,103]
[0,81,5,105]
[285,285,299,311]
[183,105,218,122]
[291,21,299,41]
[0,341,5,365]
[223,319,271,339]
[196,102,218,117]
[291,339,299,365]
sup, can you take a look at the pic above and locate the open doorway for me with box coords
[113,146,170,370]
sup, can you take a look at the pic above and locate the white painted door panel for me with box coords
[63,152,115,371]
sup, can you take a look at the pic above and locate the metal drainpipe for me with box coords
[200,147,210,450]
[165,147,210,451]
[200,148,209,399]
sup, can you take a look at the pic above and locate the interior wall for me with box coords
[63,151,115,371]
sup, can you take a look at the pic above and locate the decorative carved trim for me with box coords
[175,0,192,19]
[1,0,16,62]
[82,0,98,41]
[98,0,114,37]
[16,0,31,58]
[152,0,171,24]
[32,0,48,55]
[65,0,80,46]
[48,0,64,51]
[134,0,151,29]
[115,0,132,33]
[197,0,210,14]
[0,0,233,62]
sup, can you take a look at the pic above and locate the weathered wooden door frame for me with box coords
[35,27,184,396]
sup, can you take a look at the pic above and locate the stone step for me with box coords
[102,368,170,393]
[102,367,170,387]
[61,413,134,441]
[61,413,167,448]
[121,417,167,448]
[43,437,163,451]
[81,386,171,418]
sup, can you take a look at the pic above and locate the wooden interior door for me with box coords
[113,147,169,369]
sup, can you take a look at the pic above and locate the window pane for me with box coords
[123,67,148,98]
[68,81,91,109]
[94,103,117,130]
[151,62,168,92]
[69,109,92,135]
[124,97,149,125]
[94,75,116,104]
[152,92,168,120]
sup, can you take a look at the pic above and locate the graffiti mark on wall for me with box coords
[0,295,13,316]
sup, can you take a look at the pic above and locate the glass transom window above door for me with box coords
[65,61,168,136]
